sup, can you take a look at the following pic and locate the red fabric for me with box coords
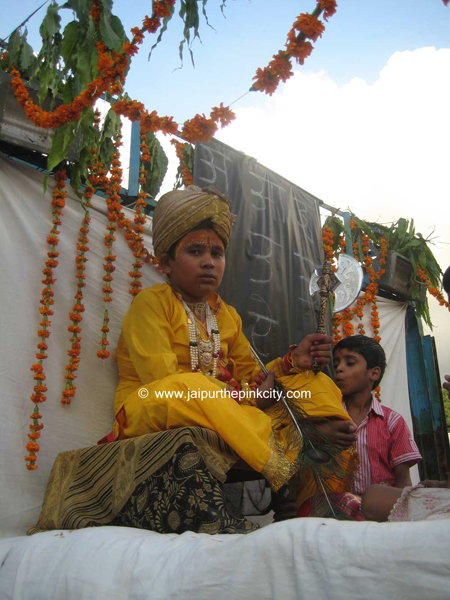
[97,406,127,444]
[343,398,422,493]
[297,492,365,521]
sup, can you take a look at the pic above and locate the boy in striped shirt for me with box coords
[333,335,422,493]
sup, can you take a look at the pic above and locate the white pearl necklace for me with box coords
[182,300,220,377]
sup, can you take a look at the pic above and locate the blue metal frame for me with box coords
[128,120,141,197]
[405,306,449,479]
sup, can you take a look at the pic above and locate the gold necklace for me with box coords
[181,300,220,376]
[184,301,207,323]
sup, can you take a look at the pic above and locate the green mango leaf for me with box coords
[62,0,89,24]
[47,122,77,172]
[149,7,176,60]
[100,107,121,143]
[61,21,79,70]
[39,2,61,43]
[418,249,427,269]
[6,30,22,69]
[99,13,127,51]
[37,63,52,105]
[62,76,75,104]
[75,46,94,88]
[396,217,408,245]
[141,131,168,199]
[98,0,113,13]
[99,138,115,173]
[20,38,35,73]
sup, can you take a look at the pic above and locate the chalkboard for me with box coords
[194,138,324,360]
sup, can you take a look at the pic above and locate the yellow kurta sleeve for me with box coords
[122,287,184,384]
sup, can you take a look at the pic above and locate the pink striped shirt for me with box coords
[343,398,422,494]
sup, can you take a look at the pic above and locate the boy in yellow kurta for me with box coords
[112,186,357,507]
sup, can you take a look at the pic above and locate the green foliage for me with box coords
[141,132,168,202]
[6,29,36,76]
[150,0,226,66]
[47,122,78,172]
[443,387,450,433]
[1,0,226,197]
[324,215,444,329]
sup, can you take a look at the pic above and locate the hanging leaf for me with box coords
[149,6,176,60]
[99,12,127,51]
[61,21,80,70]
[396,218,408,247]
[37,63,53,105]
[6,30,22,70]
[98,108,121,173]
[39,2,61,45]
[100,107,121,142]
[62,0,90,24]
[47,123,77,172]
[141,132,168,199]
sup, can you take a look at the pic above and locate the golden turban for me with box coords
[152,186,236,258]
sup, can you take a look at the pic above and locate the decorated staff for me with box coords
[310,254,364,374]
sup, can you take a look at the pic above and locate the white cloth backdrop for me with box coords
[0,154,417,538]
[0,154,164,537]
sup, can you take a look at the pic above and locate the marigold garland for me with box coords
[322,226,334,263]
[61,203,91,403]
[128,130,150,297]
[252,1,337,95]
[61,114,103,404]
[417,265,450,311]
[325,224,388,353]
[7,0,177,130]
[97,135,123,359]
[26,169,67,470]
[171,139,194,186]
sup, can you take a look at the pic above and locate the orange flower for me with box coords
[319,0,338,21]
[123,42,139,56]
[143,15,161,33]
[293,13,325,43]
[89,0,102,23]
[252,66,279,96]
[285,33,314,65]
[181,114,218,144]
[210,103,236,127]
[267,51,293,83]
[153,1,171,18]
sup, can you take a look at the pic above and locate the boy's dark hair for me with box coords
[166,219,220,259]
[443,266,450,296]
[334,335,387,389]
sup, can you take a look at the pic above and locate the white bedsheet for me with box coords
[1,520,449,600]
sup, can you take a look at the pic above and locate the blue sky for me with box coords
[2,0,449,121]
[2,1,450,371]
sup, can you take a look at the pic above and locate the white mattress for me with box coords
[1,520,449,599]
